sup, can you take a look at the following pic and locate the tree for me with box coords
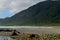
[58,0,60,1]
[46,0,59,1]
[46,0,52,1]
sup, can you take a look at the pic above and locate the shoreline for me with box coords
[0,26,56,28]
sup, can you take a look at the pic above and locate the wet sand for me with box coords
[0,26,60,34]
[16,27,60,34]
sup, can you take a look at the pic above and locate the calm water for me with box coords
[0,36,13,40]
[0,26,54,28]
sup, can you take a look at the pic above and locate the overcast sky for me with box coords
[0,0,45,18]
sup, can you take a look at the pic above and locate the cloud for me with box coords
[8,0,45,13]
[0,0,6,11]
[0,0,45,14]
[0,0,10,11]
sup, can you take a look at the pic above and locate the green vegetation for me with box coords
[1,1,60,26]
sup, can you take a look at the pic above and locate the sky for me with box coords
[0,0,45,18]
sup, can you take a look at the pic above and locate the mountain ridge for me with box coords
[0,1,60,26]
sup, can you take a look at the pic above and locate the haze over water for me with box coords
[0,26,54,28]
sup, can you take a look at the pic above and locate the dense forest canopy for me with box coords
[0,0,60,26]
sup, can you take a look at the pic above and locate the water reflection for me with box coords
[0,36,13,40]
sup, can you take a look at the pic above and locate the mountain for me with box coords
[1,1,60,26]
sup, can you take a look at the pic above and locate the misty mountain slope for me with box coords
[1,1,60,26]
